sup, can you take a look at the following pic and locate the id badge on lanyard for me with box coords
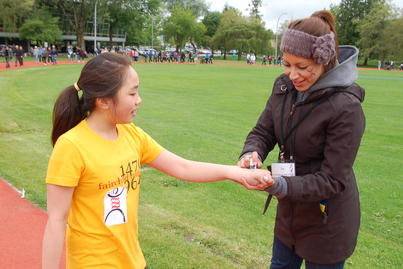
[271,161,296,177]
[271,144,296,177]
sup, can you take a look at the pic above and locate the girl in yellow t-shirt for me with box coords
[42,53,274,269]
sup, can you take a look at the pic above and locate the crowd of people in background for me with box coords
[1,44,60,68]
[127,48,212,64]
[381,59,403,70]
[247,53,283,66]
[3,44,403,70]
[1,44,26,68]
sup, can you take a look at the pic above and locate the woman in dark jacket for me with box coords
[41,47,48,65]
[4,45,11,68]
[238,10,365,268]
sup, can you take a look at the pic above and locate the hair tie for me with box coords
[74,82,81,92]
[311,13,322,19]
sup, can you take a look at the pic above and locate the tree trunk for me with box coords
[363,57,368,66]
[190,40,197,54]
[77,29,85,48]
[223,46,227,60]
[238,52,242,61]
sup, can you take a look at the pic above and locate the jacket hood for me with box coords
[310,45,359,91]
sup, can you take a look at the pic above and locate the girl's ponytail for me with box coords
[51,85,85,146]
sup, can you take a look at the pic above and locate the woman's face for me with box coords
[283,52,326,92]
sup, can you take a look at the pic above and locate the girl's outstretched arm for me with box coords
[148,149,273,190]
[42,184,74,269]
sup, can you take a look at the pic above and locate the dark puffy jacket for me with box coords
[241,47,365,264]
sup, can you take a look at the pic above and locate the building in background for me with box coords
[0,7,126,53]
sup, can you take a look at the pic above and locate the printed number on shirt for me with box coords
[119,160,141,193]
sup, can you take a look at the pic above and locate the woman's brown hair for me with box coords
[288,10,339,68]
[51,53,132,146]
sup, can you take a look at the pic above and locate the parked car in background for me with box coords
[184,47,195,53]
[227,50,238,55]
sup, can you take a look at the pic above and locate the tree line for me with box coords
[330,0,403,65]
[1,0,402,63]
[0,0,274,58]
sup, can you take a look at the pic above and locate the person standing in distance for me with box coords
[4,45,11,68]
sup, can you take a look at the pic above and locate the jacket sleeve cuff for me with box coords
[239,152,263,162]
[265,176,288,199]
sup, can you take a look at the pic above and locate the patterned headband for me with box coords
[280,29,336,64]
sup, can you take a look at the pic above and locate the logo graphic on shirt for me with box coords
[103,187,127,226]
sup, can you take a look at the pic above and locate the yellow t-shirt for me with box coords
[46,120,163,269]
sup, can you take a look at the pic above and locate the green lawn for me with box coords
[0,62,402,268]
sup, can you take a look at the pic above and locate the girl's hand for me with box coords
[240,169,274,191]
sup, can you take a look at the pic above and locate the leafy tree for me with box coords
[126,22,147,46]
[388,11,403,60]
[222,2,235,13]
[162,0,209,17]
[202,11,221,37]
[104,0,160,47]
[162,5,204,52]
[211,7,272,60]
[143,13,163,47]
[18,7,62,44]
[355,0,400,64]
[40,0,108,49]
[248,19,273,56]
[229,22,255,60]
[331,0,376,46]
[188,19,206,52]
[246,0,263,19]
[212,8,245,59]
[0,0,34,33]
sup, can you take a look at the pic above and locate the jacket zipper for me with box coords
[290,104,295,116]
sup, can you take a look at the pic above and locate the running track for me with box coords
[0,59,392,268]
[0,178,66,269]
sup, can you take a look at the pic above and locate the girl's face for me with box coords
[283,52,326,92]
[110,66,142,124]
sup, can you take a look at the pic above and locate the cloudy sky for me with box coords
[208,0,403,33]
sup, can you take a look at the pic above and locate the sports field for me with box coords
[0,60,402,268]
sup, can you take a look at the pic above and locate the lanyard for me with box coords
[263,87,337,215]
[279,88,337,161]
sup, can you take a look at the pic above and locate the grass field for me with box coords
[0,62,402,268]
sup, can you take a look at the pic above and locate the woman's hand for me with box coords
[237,151,263,169]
